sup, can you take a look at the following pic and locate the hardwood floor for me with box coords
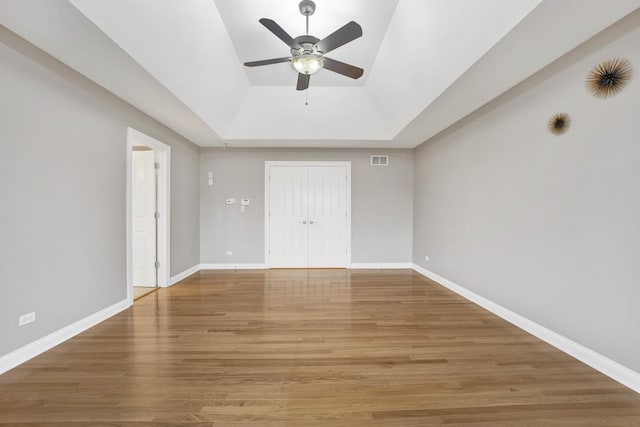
[1,269,639,425]
[133,286,158,301]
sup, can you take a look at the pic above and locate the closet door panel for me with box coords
[268,166,309,268]
[308,166,347,268]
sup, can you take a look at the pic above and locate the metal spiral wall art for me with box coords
[548,113,570,135]
[585,58,633,98]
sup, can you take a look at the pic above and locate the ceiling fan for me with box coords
[243,0,364,91]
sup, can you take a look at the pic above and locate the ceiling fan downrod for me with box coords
[299,0,315,35]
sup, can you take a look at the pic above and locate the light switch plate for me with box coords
[240,198,250,206]
[225,198,235,205]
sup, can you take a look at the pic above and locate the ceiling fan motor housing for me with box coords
[291,35,320,56]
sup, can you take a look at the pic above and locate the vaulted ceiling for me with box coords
[1,0,639,148]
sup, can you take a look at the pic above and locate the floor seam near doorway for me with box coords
[133,287,159,301]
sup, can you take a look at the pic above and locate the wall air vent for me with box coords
[370,155,389,166]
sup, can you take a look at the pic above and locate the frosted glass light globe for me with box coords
[291,53,324,75]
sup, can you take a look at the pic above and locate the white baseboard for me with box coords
[0,299,130,375]
[168,264,200,286]
[198,263,414,271]
[412,263,640,394]
[200,263,267,270]
[349,262,413,269]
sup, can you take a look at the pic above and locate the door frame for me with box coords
[264,161,351,269]
[126,128,171,305]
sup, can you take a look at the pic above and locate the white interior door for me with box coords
[308,166,347,267]
[269,166,308,268]
[267,164,348,268]
[132,150,156,286]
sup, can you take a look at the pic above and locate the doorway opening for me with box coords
[265,161,351,268]
[126,128,170,305]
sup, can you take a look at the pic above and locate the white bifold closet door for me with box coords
[269,165,347,268]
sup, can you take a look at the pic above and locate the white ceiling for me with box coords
[1,0,639,148]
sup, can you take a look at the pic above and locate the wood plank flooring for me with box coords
[1,269,639,425]
[133,286,158,301]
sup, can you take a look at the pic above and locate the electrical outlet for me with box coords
[424,255,430,262]
[18,312,36,326]
[226,250,233,256]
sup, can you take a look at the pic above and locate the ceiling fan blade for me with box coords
[323,57,364,79]
[244,57,292,67]
[296,73,310,91]
[259,18,301,50]
[315,21,362,54]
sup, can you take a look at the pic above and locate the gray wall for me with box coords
[200,148,413,264]
[413,22,640,371]
[0,29,200,357]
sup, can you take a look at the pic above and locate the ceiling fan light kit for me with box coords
[244,0,364,91]
[291,53,324,75]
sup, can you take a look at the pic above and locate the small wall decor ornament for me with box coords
[548,113,570,135]
[585,58,633,98]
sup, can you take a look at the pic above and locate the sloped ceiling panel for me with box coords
[70,0,249,137]
[366,0,542,137]
[0,0,219,146]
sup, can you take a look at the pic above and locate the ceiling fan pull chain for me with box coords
[305,89,309,106]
